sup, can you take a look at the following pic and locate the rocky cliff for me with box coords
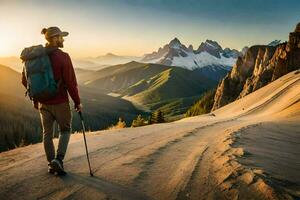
[212,23,300,111]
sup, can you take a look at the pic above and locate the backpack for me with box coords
[20,45,61,101]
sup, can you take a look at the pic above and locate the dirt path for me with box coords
[0,116,268,200]
[0,116,231,199]
[0,116,299,199]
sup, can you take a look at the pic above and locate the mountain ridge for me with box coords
[141,38,241,70]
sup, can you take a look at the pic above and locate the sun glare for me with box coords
[0,36,10,56]
[0,29,19,57]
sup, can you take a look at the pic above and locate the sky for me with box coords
[0,0,299,58]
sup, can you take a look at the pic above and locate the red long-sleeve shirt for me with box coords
[22,48,81,106]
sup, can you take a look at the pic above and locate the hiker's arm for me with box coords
[62,53,81,107]
[21,66,27,88]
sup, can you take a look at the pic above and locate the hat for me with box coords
[41,27,69,39]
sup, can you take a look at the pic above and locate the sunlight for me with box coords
[0,1,300,199]
[0,31,16,56]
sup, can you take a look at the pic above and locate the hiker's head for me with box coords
[41,27,68,48]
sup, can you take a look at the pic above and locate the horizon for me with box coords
[0,0,300,58]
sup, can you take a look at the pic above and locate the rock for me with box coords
[211,23,300,111]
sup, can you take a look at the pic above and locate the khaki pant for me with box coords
[39,101,72,162]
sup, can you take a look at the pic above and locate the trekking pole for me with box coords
[78,111,93,177]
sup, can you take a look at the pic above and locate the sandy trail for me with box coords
[0,117,237,200]
[233,119,300,198]
[1,70,300,199]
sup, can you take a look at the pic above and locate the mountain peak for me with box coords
[169,37,182,49]
[196,39,223,58]
[203,40,222,50]
[188,44,194,51]
[96,53,120,59]
[105,53,118,57]
[170,37,181,43]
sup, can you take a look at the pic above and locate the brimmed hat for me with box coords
[41,27,69,39]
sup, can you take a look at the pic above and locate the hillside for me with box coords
[0,64,41,151]
[0,56,23,72]
[1,69,299,200]
[75,68,99,85]
[83,61,173,92]
[0,64,25,96]
[185,89,216,117]
[82,61,216,117]
[122,67,211,104]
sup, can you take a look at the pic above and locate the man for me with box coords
[21,26,82,175]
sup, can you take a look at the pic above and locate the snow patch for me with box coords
[172,51,236,70]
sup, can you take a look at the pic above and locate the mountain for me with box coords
[82,61,217,118]
[74,68,100,85]
[77,53,141,68]
[212,22,300,111]
[72,59,104,71]
[141,38,241,71]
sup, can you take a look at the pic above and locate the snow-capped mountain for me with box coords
[141,38,241,70]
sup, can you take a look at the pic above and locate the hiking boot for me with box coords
[48,163,55,174]
[50,158,66,176]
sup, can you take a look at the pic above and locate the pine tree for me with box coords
[185,89,216,117]
[131,114,146,127]
[150,110,165,124]
[116,117,127,128]
[156,110,165,123]
[108,117,127,129]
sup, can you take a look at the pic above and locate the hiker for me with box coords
[21,27,82,175]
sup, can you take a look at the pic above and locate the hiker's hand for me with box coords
[75,103,83,112]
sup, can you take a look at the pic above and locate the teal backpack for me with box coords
[20,45,61,101]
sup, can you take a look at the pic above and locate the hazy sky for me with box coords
[0,0,299,58]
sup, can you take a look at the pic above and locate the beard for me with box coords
[57,41,64,48]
